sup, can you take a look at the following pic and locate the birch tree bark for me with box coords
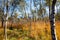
[49,0,57,40]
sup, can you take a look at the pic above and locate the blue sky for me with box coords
[0,0,60,18]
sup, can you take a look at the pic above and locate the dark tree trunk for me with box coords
[9,2,16,30]
[2,17,4,27]
[49,0,57,40]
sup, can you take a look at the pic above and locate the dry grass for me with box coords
[0,21,60,40]
[55,21,60,39]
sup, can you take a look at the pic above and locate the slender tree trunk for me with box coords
[49,0,57,40]
[33,0,36,22]
[10,3,16,30]
[4,0,8,40]
[29,0,32,37]
[1,17,4,27]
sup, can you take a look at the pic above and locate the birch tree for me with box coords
[50,0,57,40]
